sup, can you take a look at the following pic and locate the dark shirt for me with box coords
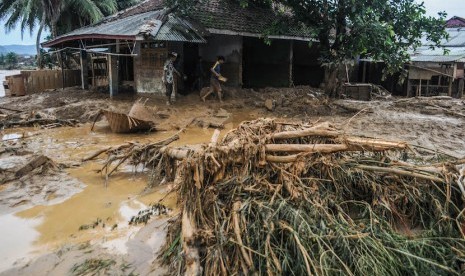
[212,62,221,79]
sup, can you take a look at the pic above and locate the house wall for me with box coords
[134,41,186,94]
[199,35,242,87]
[243,37,290,88]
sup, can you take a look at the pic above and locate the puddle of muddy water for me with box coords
[0,109,256,272]
[2,133,24,141]
[0,213,41,272]
[17,162,176,248]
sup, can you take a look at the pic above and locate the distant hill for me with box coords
[0,44,36,56]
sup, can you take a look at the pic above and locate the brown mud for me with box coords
[0,86,464,275]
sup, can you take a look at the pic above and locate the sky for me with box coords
[1,0,465,45]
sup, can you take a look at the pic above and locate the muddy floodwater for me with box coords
[0,111,254,273]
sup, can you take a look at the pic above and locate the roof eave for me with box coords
[207,28,314,42]
[42,34,137,48]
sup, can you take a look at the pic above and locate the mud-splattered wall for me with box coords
[134,41,184,93]
[199,35,242,87]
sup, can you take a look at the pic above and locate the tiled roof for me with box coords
[188,0,311,38]
[43,0,312,47]
[106,0,311,38]
[446,16,465,28]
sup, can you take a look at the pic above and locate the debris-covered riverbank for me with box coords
[0,87,464,275]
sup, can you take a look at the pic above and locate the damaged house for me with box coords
[43,0,322,96]
[406,27,465,98]
[358,22,465,98]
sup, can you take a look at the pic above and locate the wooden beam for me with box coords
[289,40,294,87]
[448,77,453,97]
[108,54,118,97]
[80,50,88,90]
[362,61,367,83]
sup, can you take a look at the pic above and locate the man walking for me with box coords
[163,52,181,106]
[201,56,226,103]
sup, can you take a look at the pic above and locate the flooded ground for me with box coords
[0,107,255,274]
[0,87,464,275]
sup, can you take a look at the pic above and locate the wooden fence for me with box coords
[5,69,81,96]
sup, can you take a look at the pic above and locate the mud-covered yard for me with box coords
[0,87,464,275]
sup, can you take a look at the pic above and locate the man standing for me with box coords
[163,52,181,106]
[201,56,226,103]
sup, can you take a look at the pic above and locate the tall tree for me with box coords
[5,52,18,69]
[0,0,125,67]
[56,0,137,36]
[0,53,5,66]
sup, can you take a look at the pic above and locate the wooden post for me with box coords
[406,79,411,97]
[458,78,464,99]
[448,77,453,97]
[289,40,294,87]
[362,61,367,83]
[60,51,65,90]
[418,79,422,97]
[133,42,141,93]
[80,50,88,90]
[108,54,118,98]
[239,37,243,87]
[426,80,429,97]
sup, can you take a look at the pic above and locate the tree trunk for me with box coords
[324,65,339,97]
[36,11,46,69]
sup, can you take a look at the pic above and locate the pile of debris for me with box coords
[0,107,78,129]
[148,119,465,275]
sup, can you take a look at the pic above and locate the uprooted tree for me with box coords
[169,0,448,96]
[94,118,465,275]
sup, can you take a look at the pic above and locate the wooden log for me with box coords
[210,129,221,146]
[160,147,190,160]
[266,154,300,163]
[182,210,201,276]
[15,155,51,178]
[342,137,408,150]
[270,122,340,140]
[266,139,407,153]
[266,144,349,153]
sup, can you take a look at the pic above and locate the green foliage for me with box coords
[70,258,116,276]
[5,52,18,65]
[0,53,5,66]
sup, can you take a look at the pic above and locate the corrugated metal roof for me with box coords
[43,9,206,47]
[421,28,465,47]
[411,29,465,63]
[155,15,206,43]
[410,46,465,62]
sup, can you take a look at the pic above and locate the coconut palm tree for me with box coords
[0,0,127,67]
